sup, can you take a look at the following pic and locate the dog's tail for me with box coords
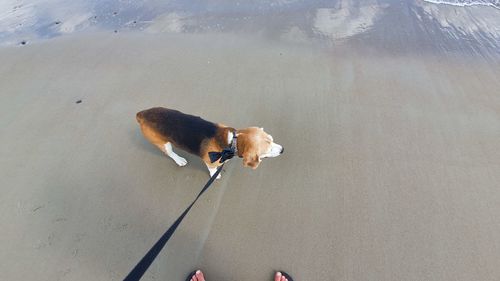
[136,111,145,124]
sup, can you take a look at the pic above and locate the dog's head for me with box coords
[236,127,284,169]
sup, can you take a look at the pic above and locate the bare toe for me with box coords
[195,270,205,281]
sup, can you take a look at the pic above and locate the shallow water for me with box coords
[1,0,499,57]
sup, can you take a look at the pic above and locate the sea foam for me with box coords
[423,0,500,9]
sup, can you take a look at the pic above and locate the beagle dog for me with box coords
[136,107,284,179]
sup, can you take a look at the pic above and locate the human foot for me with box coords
[187,270,205,281]
[275,271,293,281]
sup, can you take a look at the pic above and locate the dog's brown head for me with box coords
[236,127,283,169]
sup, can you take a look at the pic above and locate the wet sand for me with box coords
[1,1,500,281]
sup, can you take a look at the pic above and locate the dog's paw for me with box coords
[174,157,188,167]
[209,172,222,180]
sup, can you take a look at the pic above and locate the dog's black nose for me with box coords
[280,147,284,154]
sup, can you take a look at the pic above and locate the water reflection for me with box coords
[312,0,388,40]
[416,1,500,50]
[0,0,499,55]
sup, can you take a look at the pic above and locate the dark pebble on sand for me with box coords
[55,21,61,25]
[114,30,118,33]
[76,100,82,104]
[20,41,27,45]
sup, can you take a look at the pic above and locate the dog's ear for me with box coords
[237,130,261,169]
[243,153,260,169]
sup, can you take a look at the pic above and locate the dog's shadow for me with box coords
[130,128,208,173]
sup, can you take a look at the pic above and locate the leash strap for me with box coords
[123,165,224,281]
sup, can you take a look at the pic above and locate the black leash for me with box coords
[123,165,224,281]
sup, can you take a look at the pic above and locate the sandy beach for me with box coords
[1,1,500,281]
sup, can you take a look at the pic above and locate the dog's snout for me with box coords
[280,147,284,154]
